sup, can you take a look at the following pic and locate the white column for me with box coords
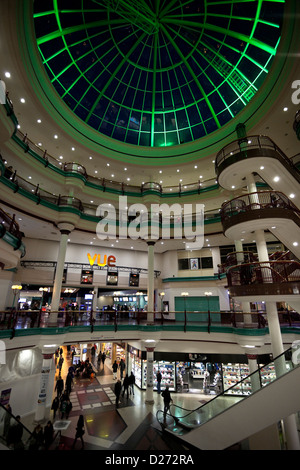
[255,232,300,449]
[34,347,56,423]
[147,241,155,323]
[92,287,98,320]
[145,347,155,405]
[50,223,74,324]
[246,354,260,393]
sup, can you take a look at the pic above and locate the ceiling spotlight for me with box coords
[20,98,25,103]
[293,242,298,246]
[283,107,288,112]
[289,193,295,198]
[54,134,58,139]
[273,176,280,182]
[260,166,264,170]
[37,119,41,123]
[5,72,11,78]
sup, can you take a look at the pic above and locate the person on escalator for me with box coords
[161,385,173,420]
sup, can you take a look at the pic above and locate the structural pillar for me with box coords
[246,354,260,393]
[145,346,155,405]
[235,240,252,325]
[34,347,56,423]
[147,241,155,323]
[50,223,74,325]
[254,230,300,449]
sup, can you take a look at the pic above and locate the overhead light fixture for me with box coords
[293,242,298,246]
[260,166,264,170]
[273,176,280,182]
[20,98,25,103]
[5,71,11,78]
[289,193,295,198]
[283,107,288,112]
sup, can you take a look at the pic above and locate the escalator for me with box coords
[156,347,300,450]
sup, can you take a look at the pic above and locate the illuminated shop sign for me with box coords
[87,253,116,267]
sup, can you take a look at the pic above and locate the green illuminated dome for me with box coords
[34,0,285,147]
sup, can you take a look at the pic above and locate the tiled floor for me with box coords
[35,348,212,451]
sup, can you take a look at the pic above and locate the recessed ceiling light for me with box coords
[107,163,110,166]
[273,176,280,182]
[260,166,264,170]
[54,134,58,139]
[289,193,295,198]
[38,143,42,146]
[5,72,11,78]
[37,119,41,123]
[283,107,288,112]
[124,168,127,171]
[71,147,75,151]
[179,179,182,182]
[17,124,20,129]
[127,177,130,181]
[28,176,32,179]
[89,156,92,160]
[95,170,98,174]
[90,200,94,203]
[194,165,197,169]
[20,98,25,103]
[199,175,203,178]
[177,169,180,172]
[231,185,235,189]
[293,242,298,246]
[159,170,162,173]
[271,226,276,229]
[59,156,63,159]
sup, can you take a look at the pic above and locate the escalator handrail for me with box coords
[158,346,296,427]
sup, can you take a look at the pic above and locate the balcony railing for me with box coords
[1,307,300,336]
[220,190,300,226]
[215,134,296,171]
[226,260,300,287]
[0,207,24,243]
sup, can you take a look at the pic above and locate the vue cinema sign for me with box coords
[87,253,116,267]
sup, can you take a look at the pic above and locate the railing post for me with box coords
[184,309,187,332]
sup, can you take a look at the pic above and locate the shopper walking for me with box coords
[72,415,85,449]
[101,352,106,367]
[115,380,122,408]
[55,376,64,398]
[65,398,73,419]
[43,421,54,450]
[66,371,73,395]
[122,374,130,399]
[129,371,135,396]
[156,370,162,394]
[119,358,126,379]
[112,360,118,380]
[51,396,59,420]
[161,385,173,420]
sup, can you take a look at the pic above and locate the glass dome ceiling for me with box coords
[33,0,285,148]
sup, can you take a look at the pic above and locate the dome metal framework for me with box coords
[33,0,285,148]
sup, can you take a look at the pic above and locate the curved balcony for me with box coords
[63,162,87,178]
[226,260,300,297]
[0,207,26,267]
[11,128,218,197]
[220,190,300,233]
[215,135,300,190]
[293,110,300,140]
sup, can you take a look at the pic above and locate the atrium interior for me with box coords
[0,0,300,453]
